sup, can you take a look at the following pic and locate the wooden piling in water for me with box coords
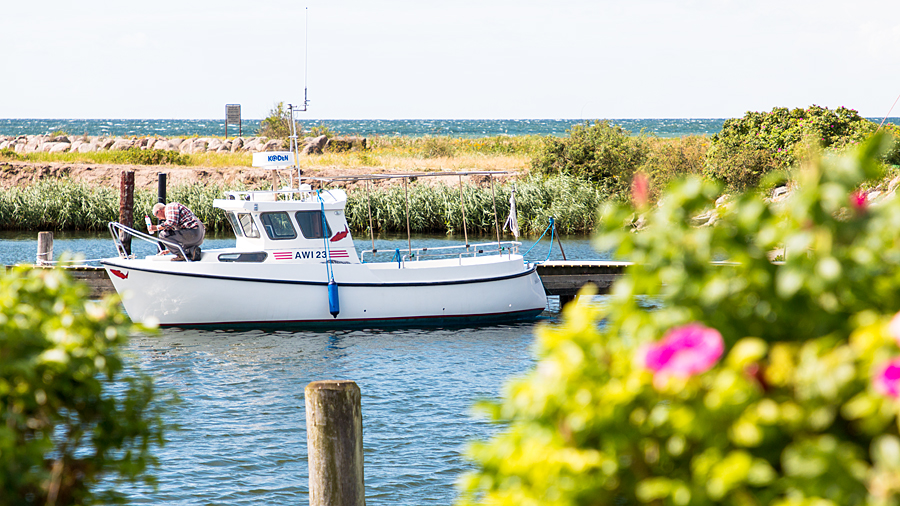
[118,171,135,255]
[305,380,365,506]
[36,231,53,266]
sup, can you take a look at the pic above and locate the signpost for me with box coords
[225,104,241,137]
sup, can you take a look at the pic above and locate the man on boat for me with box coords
[148,202,205,261]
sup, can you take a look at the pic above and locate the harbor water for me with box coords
[1,232,602,505]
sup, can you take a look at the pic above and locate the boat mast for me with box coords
[288,7,310,193]
[458,174,469,249]
[404,177,412,258]
[490,175,501,255]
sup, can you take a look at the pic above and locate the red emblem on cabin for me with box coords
[330,226,349,242]
[330,249,349,258]
[110,269,129,279]
[273,252,293,260]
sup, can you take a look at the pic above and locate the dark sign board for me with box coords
[226,104,241,137]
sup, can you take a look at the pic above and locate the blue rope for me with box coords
[545,219,556,263]
[317,191,334,282]
[522,217,556,262]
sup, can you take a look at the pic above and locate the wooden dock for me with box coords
[536,261,630,303]
[9,261,631,303]
[4,265,115,300]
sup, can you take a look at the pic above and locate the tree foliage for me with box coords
[532,121,649,200]
[704,105,878,191]
[256,101,299,139]
[460,135,900,506]
[0,266,165,505]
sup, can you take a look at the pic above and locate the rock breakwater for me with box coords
[0,134,366,155]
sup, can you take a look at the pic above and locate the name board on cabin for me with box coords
[252,151,295,168]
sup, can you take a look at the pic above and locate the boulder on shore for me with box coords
[301,135,327,155]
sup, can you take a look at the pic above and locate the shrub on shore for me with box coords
[529,111,899,201]
[638,135,710,201]
[704,105,883,191]
[256,101,299,139]
[0,148,22,161]
[531,121,649,201]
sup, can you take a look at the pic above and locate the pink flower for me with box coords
[632,173,650,209]
[888,311,900,345]
[642,323,724,388]
[850,190,867,212]
[874,358,900,398]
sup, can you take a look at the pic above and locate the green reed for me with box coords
[0,180,237,232]
[344,175,601,236]
[0,176,600,235]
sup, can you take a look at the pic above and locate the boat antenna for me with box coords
[877,90,900,132]
[288,7,310,192]
[301,6,310,112]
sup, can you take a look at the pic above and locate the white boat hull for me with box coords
[102,254,547,328]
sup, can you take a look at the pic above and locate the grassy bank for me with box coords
[0,176,601,235]
[0,134,544,172]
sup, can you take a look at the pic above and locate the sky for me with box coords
[1,0,898,120]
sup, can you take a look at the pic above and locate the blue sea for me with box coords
[0,118,727,138]
[2,117,896,139]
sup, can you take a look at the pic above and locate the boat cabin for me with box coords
[212,186,360,264]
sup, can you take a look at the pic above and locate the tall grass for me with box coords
[0,176,602,235]
[344,175,601,236]
[0,180,236,232]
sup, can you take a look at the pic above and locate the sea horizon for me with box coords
[1,117,897,140]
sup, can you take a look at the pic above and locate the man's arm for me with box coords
[159,204,178,230]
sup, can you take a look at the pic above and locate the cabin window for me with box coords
[295,211,332,239]
[260,212,297,240]
[225,212,243,237]
[218,252,268,263]
[237,213,260,238]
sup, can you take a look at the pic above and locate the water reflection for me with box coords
[122,321,547,505]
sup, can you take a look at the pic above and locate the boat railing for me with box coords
[223,187,319,202]
[360,241,521,264]
[108,222,191,262]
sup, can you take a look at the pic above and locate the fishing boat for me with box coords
[101,166,547,328]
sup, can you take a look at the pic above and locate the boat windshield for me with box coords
[260,212,298,240]
[295,211,331,239]
[226,212,243,237]
[237,212,260,238]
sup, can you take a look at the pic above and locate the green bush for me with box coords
[460,135,900,506]
[639,135,710,202]
[0,148,21,161]
[532,121,648,201]
[256,101,299,139]
[419,136,456,158]
[0,266,164,504]
[705,105,878,191]
[111,148,188,166]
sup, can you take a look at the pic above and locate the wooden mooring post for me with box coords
[36,231,53,265]
[119,171,135,255]
[305,380,365,506]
